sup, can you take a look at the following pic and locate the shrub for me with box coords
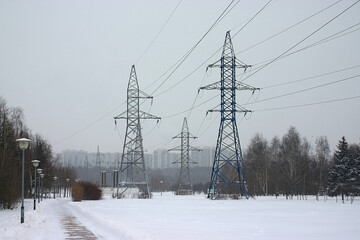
[71,183,84,202]
[81,181,102,200]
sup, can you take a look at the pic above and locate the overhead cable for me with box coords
[241,0,360,83]
[254,95,360,112]
[236,0,343,55]
[135,0,183,64]
[245,74,360,105]
[263,64,360,89]
[150,0,237,96]
[153,0,272,98]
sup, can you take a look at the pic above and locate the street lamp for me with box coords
[37,168,42,203]
[53,176,57,199]
[40,173,44,201]
[160,180,164,196]
[66,178,69,197]
[16,138,31,223]
[31,160,40,210]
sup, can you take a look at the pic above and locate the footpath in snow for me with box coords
[1,192,359,240]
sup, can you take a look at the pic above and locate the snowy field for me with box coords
[1,192,359,240]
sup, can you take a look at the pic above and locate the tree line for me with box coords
[244,126,360,199]
[0,97,77,209]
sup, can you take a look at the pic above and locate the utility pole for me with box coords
[169,117,200,195]
[200,31,259,199]
[114,65,160,199]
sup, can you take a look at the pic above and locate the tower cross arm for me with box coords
[188,133,197,139]
[114,111,127,119]
[138,89,154,99]
[206,58,252,70]
[199,81,260,92]
[168,146,181,152]
[189,146,201,152]
[206,105,252,114]
[199,81,221,90]
[235,81,261,92]
[139,110,161,120]
[172,133,182,139]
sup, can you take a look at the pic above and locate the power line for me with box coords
[241,0,360,83]
[53,1,238,146]
[181,20,360,127]
[150,0,237,96]
[142,0,237,92]
[54,102,126,146]
[249,22,360,69]
[245,74,360,105]
[161,72,360,120]
[135,0,183,64]
[236,0,343,55]
[162,93,219,119]
[254,95,360,112]
[263,64,360,89]
[153,0,272,98]
[232,0,272,38]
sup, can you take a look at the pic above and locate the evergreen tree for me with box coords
[346,156,359,196]
[348,144,360,196]
[328,137,349,202]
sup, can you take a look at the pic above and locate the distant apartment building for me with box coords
[60,147,215,170]
[191,146,215,167]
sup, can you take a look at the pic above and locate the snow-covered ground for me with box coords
[1,192,359,240]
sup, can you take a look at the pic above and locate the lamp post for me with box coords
[160,180,163,196]
[66,178,69,197]
[31,160,40,210]
[37,168,42,203]
[53,176,57,199]
[16,138,31,224]
[40,173,44,201]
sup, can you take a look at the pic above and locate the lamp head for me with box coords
[31,160,40,167]
[40,174,45,178]
[37,168,42,174]
[16,138,31,150]
[54,176,57,180]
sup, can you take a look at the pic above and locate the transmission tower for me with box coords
[169,117,200,195]
[114,65,160,199]
[200,31,259,199]
[95,145,101,184]
[84,155,89,181]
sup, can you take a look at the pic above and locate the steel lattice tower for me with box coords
[95,145,101,184]
[200,31,259,199]
[169,117,200,195]
[114,65,160,199]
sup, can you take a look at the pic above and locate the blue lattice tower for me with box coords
[114,65,160,198]
[200,31,259,199]
[169,117,200,195]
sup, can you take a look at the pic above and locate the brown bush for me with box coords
[81,182,102,200]
[71,181,102,201]
[71,183,84,202]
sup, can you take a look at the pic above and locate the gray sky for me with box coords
[1,0,359,154]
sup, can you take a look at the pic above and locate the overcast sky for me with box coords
[1,0,359,154]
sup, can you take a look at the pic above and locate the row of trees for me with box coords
[0,97,77,209]
[244,126,360,198]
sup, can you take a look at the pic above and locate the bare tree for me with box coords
[279,126,303,197]
[315,136,330,194]
[245,134,269,196]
